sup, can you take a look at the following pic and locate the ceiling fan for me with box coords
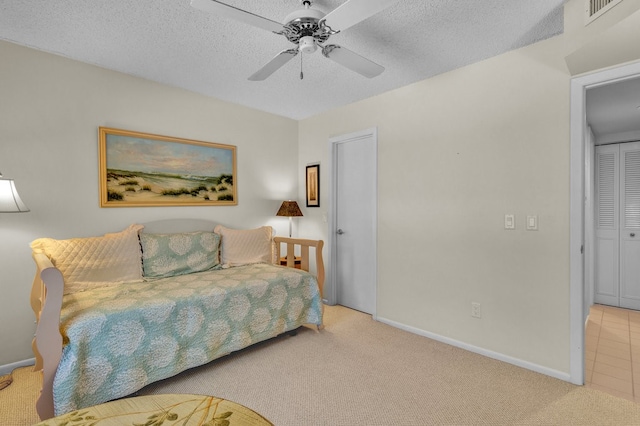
[191,0,400,81]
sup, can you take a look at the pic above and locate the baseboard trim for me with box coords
[376,316,571,383]
[0,358,36,376]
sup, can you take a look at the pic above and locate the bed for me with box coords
[29,223,324,420]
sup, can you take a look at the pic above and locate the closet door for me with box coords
[594,144,620,306]
[619,142,640,310]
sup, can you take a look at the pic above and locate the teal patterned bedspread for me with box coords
[53,263,323,415]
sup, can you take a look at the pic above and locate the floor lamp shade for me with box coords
[276,200,303,237]
[0,175,30,212]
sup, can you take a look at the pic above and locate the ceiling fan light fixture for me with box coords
[194,0,398,81]
[299,36,317,54]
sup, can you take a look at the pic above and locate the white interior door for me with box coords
[330,129,377,315]
[594,141,640,309]
[594,144,620,306]
[619,142,640,309]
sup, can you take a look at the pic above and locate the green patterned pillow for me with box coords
[140,231,221,278]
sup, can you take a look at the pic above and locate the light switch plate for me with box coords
[526,215,538,231]
[504,214,515,230]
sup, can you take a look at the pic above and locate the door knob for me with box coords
[632,233,636,237]
[337,229,344,235]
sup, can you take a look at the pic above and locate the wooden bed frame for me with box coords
[30,236,324,420]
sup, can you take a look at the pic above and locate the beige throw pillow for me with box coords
[214,225,274,267]
[30,224,144,294]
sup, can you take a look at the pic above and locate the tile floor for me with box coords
[585,304,640,402]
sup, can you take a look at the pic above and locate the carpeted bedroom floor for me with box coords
[2,305,640,425]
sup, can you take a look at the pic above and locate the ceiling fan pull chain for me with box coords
[300,51,304,80]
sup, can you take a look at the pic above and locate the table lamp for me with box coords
[0,171,29,390]
[276,200,303,237]
[0,171,29,212]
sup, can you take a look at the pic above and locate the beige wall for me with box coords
[298,35,573,374]
[564,0,640,53]
[565,7,640,75]
[0,40,299,367]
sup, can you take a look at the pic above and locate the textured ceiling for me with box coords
[0,0,566,120]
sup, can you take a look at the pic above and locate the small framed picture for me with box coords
[306,164,320,208]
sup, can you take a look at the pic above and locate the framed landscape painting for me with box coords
[99,127,237,207]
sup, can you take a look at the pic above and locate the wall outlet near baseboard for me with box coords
[471,302,482,318]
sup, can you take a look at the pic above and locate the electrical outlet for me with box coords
[471,302,482,319]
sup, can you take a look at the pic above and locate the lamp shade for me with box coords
[276,200,303,217]
[0,175,30,212]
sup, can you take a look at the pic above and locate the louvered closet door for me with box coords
[595,144,620,307]
[594,142,640,309]
[619,142,640,310]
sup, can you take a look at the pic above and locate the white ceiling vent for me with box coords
[587,0,623,23]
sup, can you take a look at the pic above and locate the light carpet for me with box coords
[2,305,640,425]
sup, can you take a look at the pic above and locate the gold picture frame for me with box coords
[99,127,237,207]
[306,164,320,207]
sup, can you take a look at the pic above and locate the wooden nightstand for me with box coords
[279,256,301,269]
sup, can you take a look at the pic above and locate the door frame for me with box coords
[327,127,378,317]
[570,60,640,385]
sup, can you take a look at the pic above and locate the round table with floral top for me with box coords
[34,394,274,426]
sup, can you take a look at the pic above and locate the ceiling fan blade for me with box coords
[248,49,299,81]
[321,0,400,32]
[191,0,283,33]
[322,45,384,78]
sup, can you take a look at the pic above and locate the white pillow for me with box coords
[214,225,275,267]
[30,224,144,294]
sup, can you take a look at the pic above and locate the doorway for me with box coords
[594,142,640,310]
[570,60,640,386]
[328,128,377,315]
